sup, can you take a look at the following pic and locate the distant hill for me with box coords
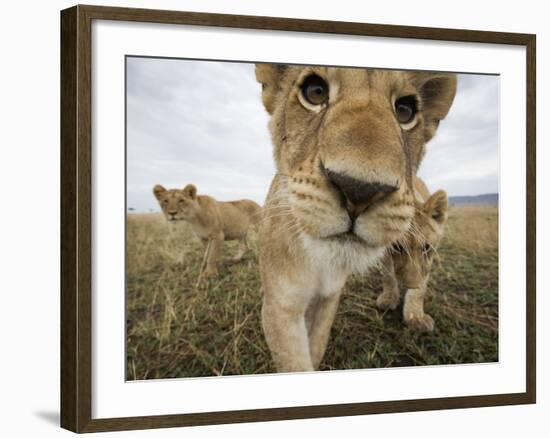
[449,193,498,206]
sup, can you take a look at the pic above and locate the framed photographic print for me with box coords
[60,4,536,433]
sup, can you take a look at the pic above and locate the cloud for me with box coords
[127,58,275,211]
[419,74,499,195]
[126,58,499,212]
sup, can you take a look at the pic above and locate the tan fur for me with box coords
[376,178,449,332]
[255,64,456,371]
[153,184,261,277]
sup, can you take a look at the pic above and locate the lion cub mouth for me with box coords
[325,230,366,244]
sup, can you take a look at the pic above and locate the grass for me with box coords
[126,205,498,379]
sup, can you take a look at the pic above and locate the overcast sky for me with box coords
[127,57,499,212]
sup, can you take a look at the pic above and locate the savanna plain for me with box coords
[126,204,498,379]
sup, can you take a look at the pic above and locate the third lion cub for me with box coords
[376,177,449,332]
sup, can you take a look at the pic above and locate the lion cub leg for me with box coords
[376,253,401,311]
[403,280,434,332]
[231,238,248,263]
[262,296,314,372]
[203,232,224,277]
[307,292,342,370]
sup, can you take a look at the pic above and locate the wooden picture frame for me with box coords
[60,4,536,433]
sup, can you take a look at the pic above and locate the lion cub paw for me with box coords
[404,313,435,333]
[376,292,400,311]
[203,268,219,278]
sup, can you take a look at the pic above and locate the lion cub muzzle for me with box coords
[323,166,398,221]
[167,210,178,221]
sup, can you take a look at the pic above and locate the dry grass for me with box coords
[444,204,499,253]
[126,205,498,379]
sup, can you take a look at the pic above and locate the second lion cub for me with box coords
[376,178,449,332]
[153,183,261,277]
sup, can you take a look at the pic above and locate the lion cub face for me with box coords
[391,190,449,288]
[153,184,200,221]
[256,65,456,250]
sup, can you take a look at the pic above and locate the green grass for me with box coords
[126,205,498,379]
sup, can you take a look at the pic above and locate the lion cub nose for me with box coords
[325,169,397,220]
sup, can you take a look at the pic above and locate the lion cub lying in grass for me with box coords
[376,178,448,332]
[153,184,261,277]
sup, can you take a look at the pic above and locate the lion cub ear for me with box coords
[410,72,457,143]
[423,190,449,224]
[183,184,197,200]
[255,63,287,114]
[153,184,166,200]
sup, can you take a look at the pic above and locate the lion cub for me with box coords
[255,64,456,372]
[376,180,449,332]
[153,184,261,277]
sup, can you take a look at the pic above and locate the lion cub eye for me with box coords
[301,74,329,106]
[394,95,418,126]
[391,242,405,253]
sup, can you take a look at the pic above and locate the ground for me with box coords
[126,205,498,379]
